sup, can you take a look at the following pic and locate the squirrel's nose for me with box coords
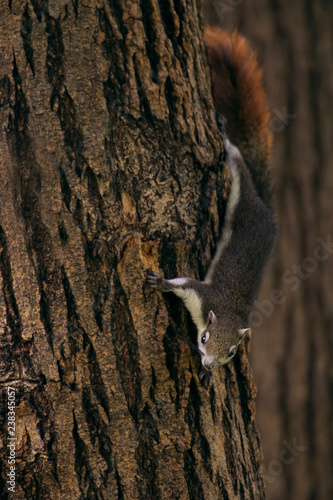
[202,359,215,371]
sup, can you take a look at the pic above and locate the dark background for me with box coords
[204,1,333,499]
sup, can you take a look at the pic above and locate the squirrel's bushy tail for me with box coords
[205,28,273,207]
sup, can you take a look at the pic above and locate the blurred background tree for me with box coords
[204,1,333,499]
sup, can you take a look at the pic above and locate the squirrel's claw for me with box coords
[199,369,213,388]
[146,271,165,290]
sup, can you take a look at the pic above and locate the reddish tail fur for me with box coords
[205,28,273,204]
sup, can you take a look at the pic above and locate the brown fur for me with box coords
[205,28,273,204]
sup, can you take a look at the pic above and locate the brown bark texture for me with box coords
[0,1,266,499]
[205,1,333,499]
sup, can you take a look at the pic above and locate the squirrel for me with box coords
[147,28,276,375]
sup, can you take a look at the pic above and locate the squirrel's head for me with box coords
[198,310,250,370]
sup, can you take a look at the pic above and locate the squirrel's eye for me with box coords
[201,331,209,344]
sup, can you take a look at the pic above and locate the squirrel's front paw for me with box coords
[199,369,213,388]
[146,271,166,291]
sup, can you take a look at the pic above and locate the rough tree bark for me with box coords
[0,1,266,499]
[205,1,333,499]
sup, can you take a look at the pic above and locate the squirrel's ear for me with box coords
[238,327,250,338]
[207,310,216,326]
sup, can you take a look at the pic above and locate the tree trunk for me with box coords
[205,1,333,499]
[0,1,265,499]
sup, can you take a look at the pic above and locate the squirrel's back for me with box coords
[205,27,273,208]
